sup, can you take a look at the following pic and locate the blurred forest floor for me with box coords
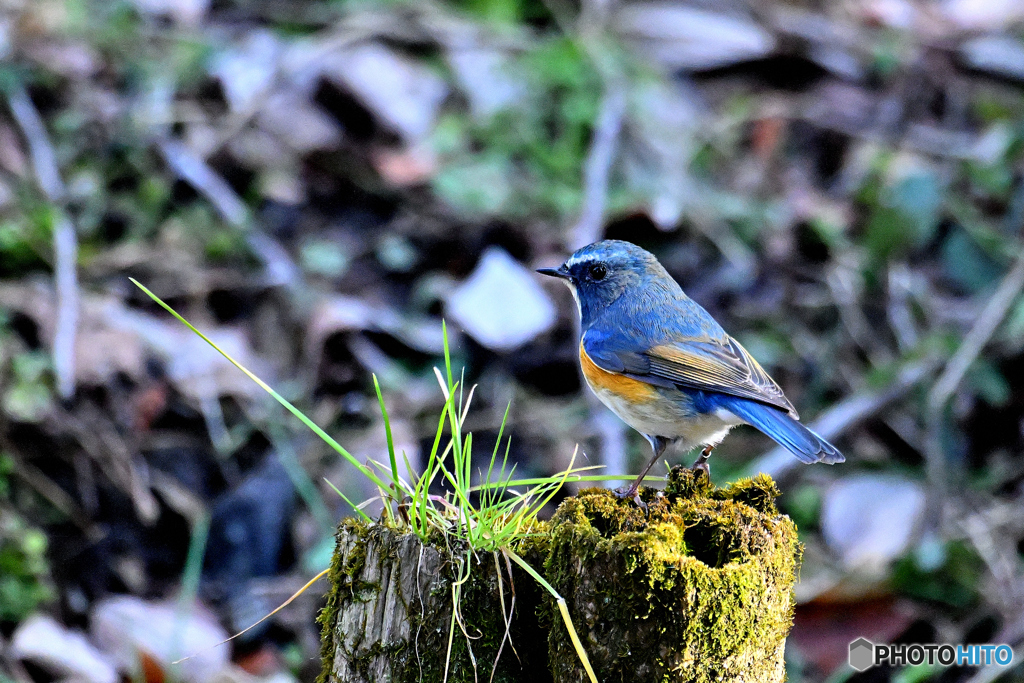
[2,0,1024,682]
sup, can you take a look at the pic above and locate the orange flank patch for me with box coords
[579,343,659,403]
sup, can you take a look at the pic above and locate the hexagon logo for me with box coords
[849,638,875,671]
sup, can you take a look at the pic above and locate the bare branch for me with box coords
[157,139,250,227]
[570,76,626,249]
[7,83,79,399]
[7,85,64,201]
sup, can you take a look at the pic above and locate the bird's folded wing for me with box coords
[585,335,798,418]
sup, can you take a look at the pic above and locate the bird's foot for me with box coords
[613,485,647,512]
[691,445,714,481]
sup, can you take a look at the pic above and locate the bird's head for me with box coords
[537,240,666,326]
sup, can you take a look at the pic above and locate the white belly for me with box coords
[589,383,744,451]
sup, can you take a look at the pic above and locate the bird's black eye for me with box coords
[588,263,607,281]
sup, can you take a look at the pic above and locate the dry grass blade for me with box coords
[171,569,331,664]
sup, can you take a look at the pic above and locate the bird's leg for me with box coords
[616,435,671,508]
[691,445,714,480]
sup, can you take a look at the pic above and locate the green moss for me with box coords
[545,467,799,683]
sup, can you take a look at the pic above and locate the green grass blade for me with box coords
[372,375,400,525]
[462,432,473,493]
[503,549,597,683]
[468,471,610,491]
[324,479,372,523]
[130,278,393,492]
[481,403,511,512]
[442,319,453,388]
[471,470,627,491]
[372,375,400,490]
[526,446,578,520]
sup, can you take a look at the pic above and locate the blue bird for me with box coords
[538,239,843,505]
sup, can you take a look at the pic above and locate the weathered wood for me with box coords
[323,527,445,682]
[317,524,550,683]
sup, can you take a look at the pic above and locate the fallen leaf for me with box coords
[91,596,229,683]
[821,474,927,574]
[11,613,118,683]
[321,42,448,144]
[616,4,776,70]
[446,247,557,351]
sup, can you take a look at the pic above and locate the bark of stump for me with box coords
[318,469,799,683]
[316,523,550,683]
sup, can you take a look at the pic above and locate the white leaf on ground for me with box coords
[321,42,448,143]
[970,122,1014,165]
[227,128,292,169]
[257,89,343,152]
[961,35,1024,82]
[446,247,556,351]
[23,41,101,79]
[859,0,918,29]
[821,474,926,574]
[622,78,701,228]
[91,596,229,683]
[615,4,775,70]
[941,0,1024,31]
[210,30,282,113]
[447,47,526,121]
[131,0,209,27]
[208,665,299,683]
[11,613,118,683]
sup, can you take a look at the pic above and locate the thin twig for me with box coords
[571,76,626,249]
[51,215,79,398]
[5,450,96,536]
[7,85,64,200]
[157,139,249,227]
[7,83,80,399]
[924,247,1024,490]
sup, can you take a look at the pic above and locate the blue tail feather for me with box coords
[711,395,844,465]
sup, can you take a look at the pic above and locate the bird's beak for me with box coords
[536,264,570,280]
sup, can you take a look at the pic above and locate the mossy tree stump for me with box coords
[546,469,799,682]
[318,469,799,683]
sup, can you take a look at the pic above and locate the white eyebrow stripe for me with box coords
[565,253,598,269]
